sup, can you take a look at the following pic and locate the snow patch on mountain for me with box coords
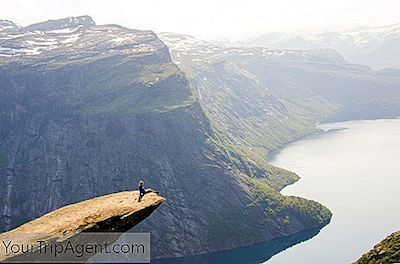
[0,17,164,61]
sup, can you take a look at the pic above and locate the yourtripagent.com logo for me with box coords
[0,233,150,263]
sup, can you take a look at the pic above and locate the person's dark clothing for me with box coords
[139,185,145,197]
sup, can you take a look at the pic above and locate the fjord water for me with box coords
[157,119,400,264]
[266,119,400,264]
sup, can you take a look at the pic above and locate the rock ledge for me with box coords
[0,191,165,261]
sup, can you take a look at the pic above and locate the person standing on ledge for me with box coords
[138,180,159,201]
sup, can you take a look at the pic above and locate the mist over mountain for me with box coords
[159,32,400,159]
[239,23,400,70]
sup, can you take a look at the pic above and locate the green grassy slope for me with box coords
[355,231,400,264]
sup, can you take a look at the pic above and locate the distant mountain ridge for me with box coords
[24,15,95,31]
[0,20,19,31]
[239,23,400,70]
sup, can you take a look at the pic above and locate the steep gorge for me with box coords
[159,33,400,162]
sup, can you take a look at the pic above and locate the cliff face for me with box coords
[354,231,400,264]
[159,33,330,161]
[0,191,164,262]
[0,18,188,232]
[0,16,331,259]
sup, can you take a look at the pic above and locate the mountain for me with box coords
[0,16,331,259]
[0,20,19,32]
[354,230,400,264]
[159,33,400,161]
[24,15,95,31]
[239,24,400,70]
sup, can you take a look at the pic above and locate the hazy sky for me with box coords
[1,0,399,40]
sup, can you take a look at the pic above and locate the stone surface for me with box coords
[0,191,164,261]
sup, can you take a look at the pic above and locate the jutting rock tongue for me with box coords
[0,191,165,262]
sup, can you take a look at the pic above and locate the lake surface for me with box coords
[266,119,400,264]
[157,119,400,264]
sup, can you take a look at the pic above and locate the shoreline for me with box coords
[266,118,400,264]
[268,117,400,163]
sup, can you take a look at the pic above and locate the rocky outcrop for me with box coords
[0,191,164,262]
[354,231,400,264]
